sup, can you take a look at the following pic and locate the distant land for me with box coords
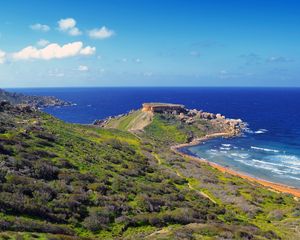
[0,88,71,108]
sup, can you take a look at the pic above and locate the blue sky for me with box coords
[0,0,299,87]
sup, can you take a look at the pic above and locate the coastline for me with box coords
[171,133,300,198]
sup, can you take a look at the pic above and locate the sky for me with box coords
[0,0,300,87]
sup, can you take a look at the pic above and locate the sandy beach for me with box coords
[171,133,300,198]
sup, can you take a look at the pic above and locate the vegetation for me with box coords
[0,101,299,239]
[0,88,70,108]
[104,110,153,131]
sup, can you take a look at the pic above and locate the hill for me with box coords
[102,110,153,132]
[0,88,71,108]
[0,101,299,239]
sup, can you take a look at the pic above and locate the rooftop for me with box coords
[142,103,185,108]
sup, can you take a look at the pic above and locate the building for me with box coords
[142,103,185,113]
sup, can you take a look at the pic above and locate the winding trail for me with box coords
[175,170,217,204]
[152,152,217,204]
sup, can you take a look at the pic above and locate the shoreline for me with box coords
[171,133,300,198]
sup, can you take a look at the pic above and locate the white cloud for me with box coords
[68,27,81,36]
[134,58,141,63]
[30,23,50,32]
[58,18,82,36]
[58,18,76,30]
[79,46,96,55]
[78,65,89,71]
[37,39,50,47]
[88,26,115,39]
[12,41,96,61]
[0,50,6,64]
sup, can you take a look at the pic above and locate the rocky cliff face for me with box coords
[0,89,72,108]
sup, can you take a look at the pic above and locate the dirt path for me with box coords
[175,170,217,204]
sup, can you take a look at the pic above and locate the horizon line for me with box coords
[4,86,300,89]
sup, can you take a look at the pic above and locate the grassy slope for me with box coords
[107,111,300,239]
[104,110,153,131]
[0,105,299,239]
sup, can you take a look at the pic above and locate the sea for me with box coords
[10,87,300,188]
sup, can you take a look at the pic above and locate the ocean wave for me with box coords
[235,158,286,174]
[221,144,231,147]
[251,146,280,153]
[244,128,254,134]
[252,159,285,167]
[220,147,231,150]
[252,159,300,173]
[232,157,300,175]
[287,176,300,181]
[266,154,299,162]
[220,151,228,154]
[230,152,249,159]
[206,149,218,155]
[255,129,268,134]
[267,155,300,168]
[244,128,268,134]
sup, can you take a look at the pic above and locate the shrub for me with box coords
[32,161,59,180]
[83,208,112,232]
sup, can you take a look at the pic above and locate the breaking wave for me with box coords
[221,144,231,147]
[251,146,280,153]
[254,129,268,134]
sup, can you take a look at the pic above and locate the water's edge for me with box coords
[171,134,300,197]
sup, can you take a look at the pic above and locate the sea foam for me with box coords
[251,146,280,153]
[254,129,268,134]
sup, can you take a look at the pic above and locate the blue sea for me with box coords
[11,87,300,188]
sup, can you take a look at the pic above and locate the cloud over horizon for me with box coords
[12,41,95,61]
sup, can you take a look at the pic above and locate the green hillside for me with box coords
[104,110,153,131]
[0,101,299,239]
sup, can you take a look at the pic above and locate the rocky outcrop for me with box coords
[176,108,246,135]
[93,117,113,127]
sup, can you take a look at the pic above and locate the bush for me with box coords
[32,161,59,180]
[83,208,112,232]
